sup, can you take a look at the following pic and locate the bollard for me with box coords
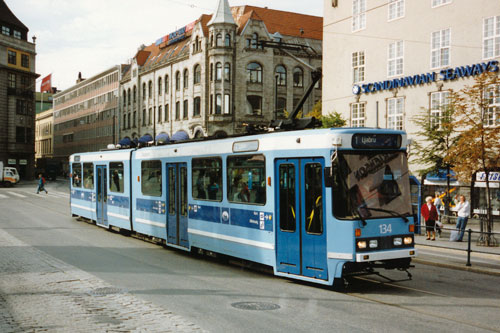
[466,228,472,267]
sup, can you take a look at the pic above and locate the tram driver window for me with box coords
[109,162,124,193]
[227,154,266,205]
[141,160,162,197]
[83,163,94,189]
[72,163,82,188]
[192,157,222,201]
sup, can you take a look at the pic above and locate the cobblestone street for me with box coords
[0,228,204,332]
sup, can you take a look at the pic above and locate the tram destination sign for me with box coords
[351,133,402,149]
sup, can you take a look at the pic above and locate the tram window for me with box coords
[227,154,266,205]
[141,160,162,197]
[279,164,296,232]
[72,163,82,188]
[109,162,124,193]
[305,163,323,234]
[83,163,94,189]
[180,166,188,216]
[192,157,222,201]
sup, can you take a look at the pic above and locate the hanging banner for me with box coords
[41,74,52,93]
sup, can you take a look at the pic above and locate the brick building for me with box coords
[0,0,38,179]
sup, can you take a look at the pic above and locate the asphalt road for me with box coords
[1,181,500,332]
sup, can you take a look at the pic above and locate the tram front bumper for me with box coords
[355,248,417,263]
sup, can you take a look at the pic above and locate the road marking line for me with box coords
[7,192,26,198]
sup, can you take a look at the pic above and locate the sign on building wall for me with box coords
[352,60,499,95]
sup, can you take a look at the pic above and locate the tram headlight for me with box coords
[369,240,378,249]
[357,241,367,249]
[404,237,413,245]
[393,237,403,246]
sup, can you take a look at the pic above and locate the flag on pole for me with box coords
[41,74,52,93]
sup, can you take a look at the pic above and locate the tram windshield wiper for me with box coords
[362,207,410,223]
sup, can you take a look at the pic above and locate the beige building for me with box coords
[323,0,500,173]
[119,0,322,142]
[35,107,53,161]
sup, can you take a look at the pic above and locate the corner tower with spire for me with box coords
[207,0,237,122]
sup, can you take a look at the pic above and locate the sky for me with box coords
[6,0,323,91]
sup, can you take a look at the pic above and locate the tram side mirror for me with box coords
[324,167,334,187]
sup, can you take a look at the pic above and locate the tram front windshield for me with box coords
[333,151,412,220]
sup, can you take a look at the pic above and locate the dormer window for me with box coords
[13,30,21,39]
[2,26,10,36]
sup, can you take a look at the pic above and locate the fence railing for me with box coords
[414,224,500,267]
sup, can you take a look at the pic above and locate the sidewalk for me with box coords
[413,221,500,276]
[0,228,203,332]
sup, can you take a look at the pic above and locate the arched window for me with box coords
[148,80,153,98]
[183,69,189,89]
[225,33,231,47]
[193,97,201,116]
[215,62,222,81]
[165,75,169,94]
[123,90,127,106]
[158,77,162,96]
[194,65,201,84]
[133,85,137,103]
[247,62,262,83]
[175,71,180,90]
[216,33,222,47]
[194,36,199,52]
[127,88,131,105]
[142,83,146,100]
[276,65,287,86]
[224,63,231,82]
[293,67,304,87]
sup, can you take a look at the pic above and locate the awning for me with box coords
[155,133,169,144]
[138,134,153,144]
[171,131,189,141]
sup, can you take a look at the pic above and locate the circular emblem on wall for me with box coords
[352,85,361,95]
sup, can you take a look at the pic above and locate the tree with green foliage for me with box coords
[444,72,500,246]
[412,94,457,217]
[286,100,347,128]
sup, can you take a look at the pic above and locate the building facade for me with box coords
[323,0,500,174]
[35,107,53,167]
[52,67,123,174]
[0,0,38,180]
[119,0,322,142]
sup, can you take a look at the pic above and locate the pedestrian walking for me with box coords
[421,196,438,241]
[455,195,470,242]
[36,174,48,194]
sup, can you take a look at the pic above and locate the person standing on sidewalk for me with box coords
[455,195,470,242]
[434,192,444,237]
[36,174,48,194]
[421,196,438,241]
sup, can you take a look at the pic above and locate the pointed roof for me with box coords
[0,0,28,32]
[208,0,236,26]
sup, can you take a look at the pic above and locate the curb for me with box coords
[413,258,500,277]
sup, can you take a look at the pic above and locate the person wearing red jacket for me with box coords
[421,196,439,240]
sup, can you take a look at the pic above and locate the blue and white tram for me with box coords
[69,127,417,286]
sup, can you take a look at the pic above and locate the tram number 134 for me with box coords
[379,224,392,234]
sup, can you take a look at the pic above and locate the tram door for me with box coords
[96,165,108,227]
[166,163,188,248]
[275,158,327,280]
